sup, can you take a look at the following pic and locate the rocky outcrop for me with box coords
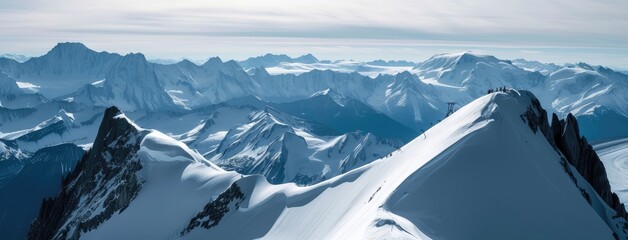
[550,113,628,219]
[519,93,628,221]
[28,106,145,240]
[182,183,246,235]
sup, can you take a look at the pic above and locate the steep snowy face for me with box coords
[180,105,259,155]
[207,108,322,184]
[371,71,444,130]
[28,106,239,239]
[72,53,177,112]
[27,107,151,239]
[152,57,256,109]
[309,88,348,106]
[103,53,176,111]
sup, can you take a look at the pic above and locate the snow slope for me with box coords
[29,91,628,239]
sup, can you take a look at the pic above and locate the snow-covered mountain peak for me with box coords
[96,53,176,112]
[28,109,80,134]
[294,53,319,63]
[251,106,298,128]
[47,42,90,55]
[309,88,348,106]
[389,70,421,86]
[201,56,224,68]
[176,59,199,68]
[55,109,76,124]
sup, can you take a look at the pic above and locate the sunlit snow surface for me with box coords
[81,91,620,239]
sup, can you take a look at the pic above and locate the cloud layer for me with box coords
[1,0,627,67]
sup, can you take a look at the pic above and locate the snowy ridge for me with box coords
[29,91,628,239]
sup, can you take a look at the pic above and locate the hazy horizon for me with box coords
[2,0,628,69]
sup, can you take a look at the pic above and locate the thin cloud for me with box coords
[0,0,627,67]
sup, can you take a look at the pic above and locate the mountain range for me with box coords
[1,42,628,239]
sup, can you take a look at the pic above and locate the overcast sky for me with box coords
[1,0,627,68]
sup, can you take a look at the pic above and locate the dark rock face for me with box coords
[17,120,67,142]
[28,106,145,240]
[519,96,554,145]
[550,113,628,219]
[182,183,246,235]
[519,94,628,233]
